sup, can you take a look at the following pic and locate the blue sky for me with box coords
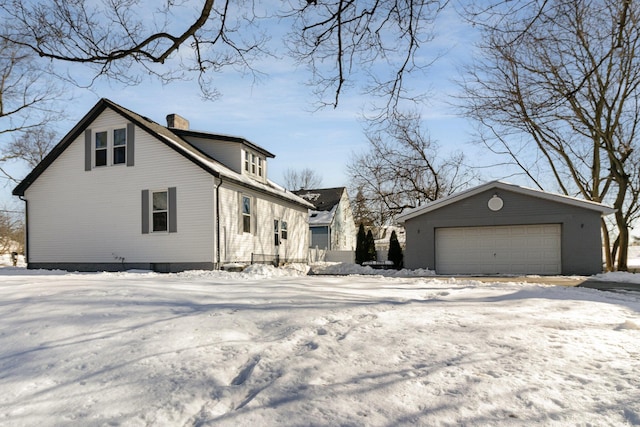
[2,4,502,207]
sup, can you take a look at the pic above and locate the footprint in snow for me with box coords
[231,355,261,386]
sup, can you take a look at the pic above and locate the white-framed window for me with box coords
[243,149,265,180]
[93,127,127,167]
[281,221,288,240]
[95,131,108,167]
[242,195,252,233]
[141,187,177,234]
[152,190,169,232]
[113,128,127,164]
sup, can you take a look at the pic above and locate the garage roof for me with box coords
[397,181,615,223]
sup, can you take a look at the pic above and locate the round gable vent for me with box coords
[488,195,504,211]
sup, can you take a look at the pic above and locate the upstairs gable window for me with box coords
[95,131,108,167]
[113,128,127,164]
[85,123,134,171]
[94,128,127,167]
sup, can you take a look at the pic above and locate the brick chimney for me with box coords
[166,114,190,130]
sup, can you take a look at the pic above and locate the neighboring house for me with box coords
[13,98,312,272]
[374,225,406,261]
[397,181,615,275]
[293,187,356,251]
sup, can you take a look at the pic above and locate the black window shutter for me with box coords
[141,190,149,234]
[126,123,135,167]
[84,129,92,171]
[169,187,177,233]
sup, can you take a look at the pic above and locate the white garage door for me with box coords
[435,224,561,275]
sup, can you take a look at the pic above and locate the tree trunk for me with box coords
[601,219,613,272]
[615,212,629,271]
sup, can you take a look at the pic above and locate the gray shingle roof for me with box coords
[292,187,346,211]
[13,98,312,209]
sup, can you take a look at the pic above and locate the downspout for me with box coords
[215,177,222,269]
[18,196,28,267]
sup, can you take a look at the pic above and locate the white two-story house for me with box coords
[13,98,312,272]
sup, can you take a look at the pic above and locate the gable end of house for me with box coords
[12,98,225,197]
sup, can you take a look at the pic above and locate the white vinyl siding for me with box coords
[217,182,309,263]
[332,191,357,250]
[179,136,268,183]
[435,224,561,275]
[25,109,215,264]
[182,137,242,172]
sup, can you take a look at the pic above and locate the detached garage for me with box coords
[397,181,615,276]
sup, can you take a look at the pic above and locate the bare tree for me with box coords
[283,167,323,191]
[347,111,476,229]
[0,35,63,251]
[351,187,376,229]
[460,0,640,271]
[0,38,65,141]
[0,208,23,254]
[8,126,57,169]
[0,1,447,110]
[0,35,65,185]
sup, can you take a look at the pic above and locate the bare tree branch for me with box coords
[347,111,477,227]
[0,1,451,111]
[0,0,269,99]
[285,1,448,112]
[282,167,323,190]
[0,37,66,140]
[459,0,640,271]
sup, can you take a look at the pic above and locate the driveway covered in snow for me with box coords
[0,266,639,426]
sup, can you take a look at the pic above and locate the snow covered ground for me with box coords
[1,261,640,426]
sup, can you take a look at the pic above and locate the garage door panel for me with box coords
[436,224,561,275]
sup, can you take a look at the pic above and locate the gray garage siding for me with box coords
[403,188,604,275]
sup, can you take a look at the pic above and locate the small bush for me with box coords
[387,230,403,269]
